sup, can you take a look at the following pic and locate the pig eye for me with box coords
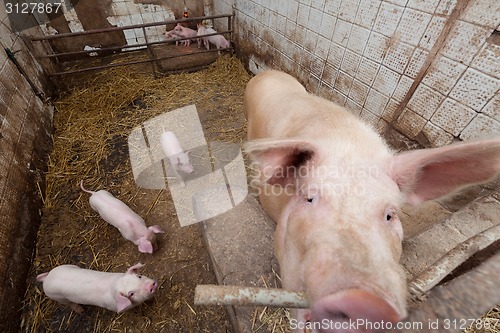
[306,197,314,203]
[384,208,397,222]
[137,275,142,279]
[128,291,135,298]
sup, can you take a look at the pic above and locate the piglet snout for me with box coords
[147,281,158,294]
[311,289,400,333]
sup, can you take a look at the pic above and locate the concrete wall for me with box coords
[0,3,54,332]
[212,0,499,147]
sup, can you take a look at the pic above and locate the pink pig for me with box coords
[173,23,198,47]
[36,263,158,313]
[160,131,194,175]
[197,24,230,54]
[80,181,164,254]
[164,29,186,46]
[244,70,500,332]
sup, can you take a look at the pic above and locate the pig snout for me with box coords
[147,280,158,294]
[177,156,194,174]
[310,289,400,333]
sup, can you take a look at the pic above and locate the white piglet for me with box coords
[160,131,194,182]
[80,181,164,254]
[197,24,230,54]
[196,23,210,50]
[164,29,185,46]
[173,23,199,47]
[36,263,158,313]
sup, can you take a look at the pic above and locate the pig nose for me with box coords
[310,289,401,333]
[148,281,158,294]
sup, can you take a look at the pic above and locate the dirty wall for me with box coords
[213,0,499,148]
[0,3,54,332]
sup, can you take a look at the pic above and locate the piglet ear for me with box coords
[115,292,133,313]
[127,263,144,274]
[149,225,165,234]
[138,239,154,254]
[36,272,49,282]
[244,138,318,186]
[390,139,500,205]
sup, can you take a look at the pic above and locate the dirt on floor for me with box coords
[20,54,250,333]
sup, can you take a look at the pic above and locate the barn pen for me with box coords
[0,0,499,333]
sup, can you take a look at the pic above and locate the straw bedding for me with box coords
[19,54,289,333]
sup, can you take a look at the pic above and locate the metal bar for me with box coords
[29,14,233,41]
[408,223,500,302]
[228,15,232,44]
[194,284,308,308]
[37,29,233,59]
[49,46,233,76]
[142,26,157,77]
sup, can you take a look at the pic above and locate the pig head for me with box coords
[243,70,500,332]
[36,263,158,313]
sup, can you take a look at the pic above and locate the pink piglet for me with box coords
[36,263,158,313]
[80,181,164,254]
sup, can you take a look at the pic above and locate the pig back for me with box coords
[88,190,146,229]
[160,131,183,157]
[41,265,119,307]
[244,70,376,145]
[244,71,307,140]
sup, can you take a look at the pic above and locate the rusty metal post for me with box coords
[27,14,234,76]
[194,284,308,308]
[142,26,158,78]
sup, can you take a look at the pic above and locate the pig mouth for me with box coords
[301,289,401,333]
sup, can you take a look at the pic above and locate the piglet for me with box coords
[36,263,158,313]
[80,181,164,254]
[197,23,210,50]
[160,131,194,185]
[197,24,230,54]
[173,23,198,47]
[164,29,185,46]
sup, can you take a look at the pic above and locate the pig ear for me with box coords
[244,138,318,186]
[138,239,154,254]
[149,225,165,234]
[36,272,49,282]
[115,292,133,313]
[390,139,500,205]
[127,263,144,274]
